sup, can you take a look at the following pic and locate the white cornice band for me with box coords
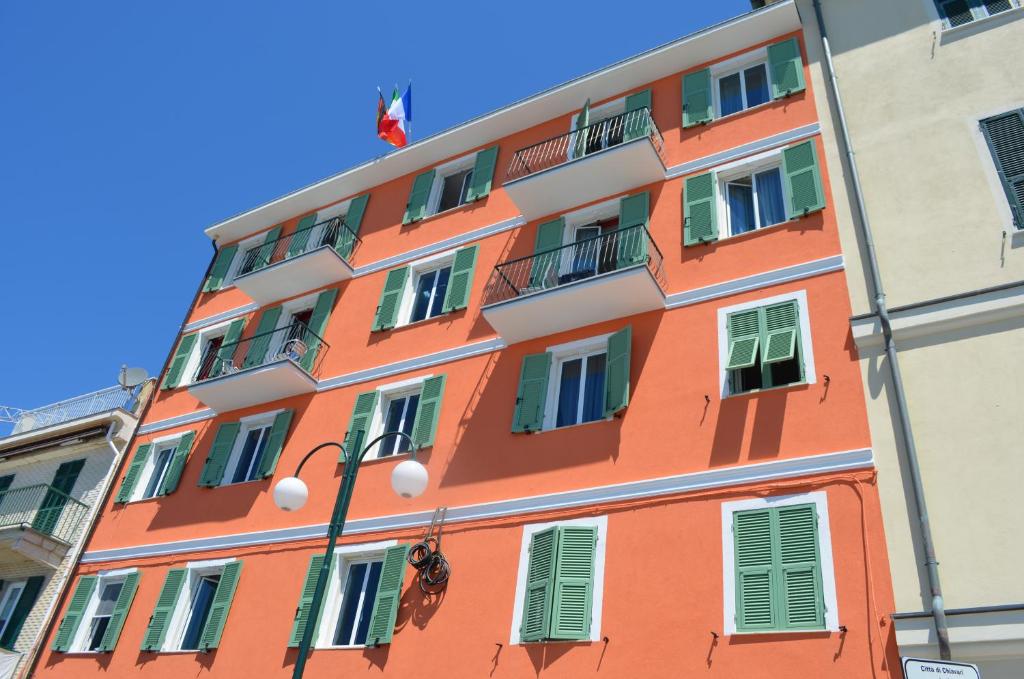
[665,122,821,179]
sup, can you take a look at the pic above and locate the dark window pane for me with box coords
[745,64,770,108]
[940,0,974,25]
[181,575,219,650]
[334,562,367,646]
[231,428,266,483]
[87,617,110,651]
[428,267,451,319]
[411,270,437,323]
[459,170,474,204]
[728,181,756,234]
[142,447,174,499]
[731,349,764,393]
[353,561,383,645]
[398,395,418,453]
[581,354,607,423]
[198,337,224,380]
[719,73,743,116]
[983,0,1011,15]
[769,346,803,387]
[439,169,472,212]
[556,359,583,427]
[755,168,787,227]
[572,227,600,275]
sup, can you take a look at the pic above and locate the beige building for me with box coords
[0,382,151,678]
[791,0,1024,675]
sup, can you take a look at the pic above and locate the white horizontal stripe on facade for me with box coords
[665,122,822,179]
[182,303,260,333]
[80,447,873,563]
[137,408,216,436]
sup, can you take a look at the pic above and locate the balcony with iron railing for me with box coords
[232,216,361,305]
[503,107,666,219]
[481,223,666,342]
[0,485,90,567]
[188,321,329,412]
[4,385,139,438]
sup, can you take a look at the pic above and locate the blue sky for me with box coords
[0,0,751,416]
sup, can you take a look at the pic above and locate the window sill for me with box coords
[387,308,460,333]
[723,380,809,400]
[719,218,791,244]
[408,198,481,226]
[939,6,1024,43]
[361,450,417,466]
[730,628,830,637]
[1009,227,1024,249]
[313,644,370,650]
[530,416,615,435]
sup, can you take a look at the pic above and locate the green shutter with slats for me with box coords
[762,301,800,365]
[604,326,631,417]
[198,561,242,650]
[777,504,824,629]
[159,431,195,496]
[403,170,436,224]
[734,509,777,632]
[684,171,718,245]
[342,391,379,462]
[141,568,186,651]
[549,526,597,640]
[204,245,238,293]
[441,245,478,313]
[412,375,446,449]
[617,192,649,267]
[163,333,198,389]
[726,309,761,370]
[199,422,240,487]
[216,318,246,375]
[97,572,141,652]
[520,527,557,642]
[980,109,1024,230]
[682,68,713,127]
[465,146,499,201]
[256,409,294,478]
[572,100,591,159]
[365,544,411,646]
[623,89,652,142]
[52,576,97,651]
[767,38,806,99]
[244,306,282,368]
[782,140,825,218]
[115,444,151,503]
[288,553,334,647]
[513,353,552,433]
[530,218,565,289]
[300,288,338,372]
[372,267,409,331]
[250,226,283,272]
[288,214,319,258]
[336,194,369,260]
[0,576,43,650]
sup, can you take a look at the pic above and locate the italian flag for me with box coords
[377,84,412,148]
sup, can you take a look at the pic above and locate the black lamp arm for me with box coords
[292,432,418,477]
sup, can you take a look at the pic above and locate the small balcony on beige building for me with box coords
[0,484,89,569]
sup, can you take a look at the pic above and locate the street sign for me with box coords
[902,657,981,679]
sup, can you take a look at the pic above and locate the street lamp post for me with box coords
[273,432,428,679]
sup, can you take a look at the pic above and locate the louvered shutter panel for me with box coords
[403,170,436,224]
[97,572,141,652]
[373,267,410,331]
[981,109,1024,230]
[549,526,597,640]
[162,333,198,389]
[0,576,43,649]
[465,146,499,201]
[726,309,761,370]
[441,245,478,313]
[159,431,195,496]
[197,561,242,650]
[257,410,294,478]
[617,192,649,267]
[734,509,776,631]
[250,226,283,271]
[289,554,328,647]
[52,576,97,651]
[365,545,411,646]
[141,569,186,651]
[203,245,238,292]
[412,375,446,449]
[767,38,806,99]
[513,353,552,433]
[682,68,713,127]
[336,194,369,260]
[623,89,652,142]
[684,172,718,245]
[199,422,240,487]
[288,214,319,257]
[572,100,591,159]
[604,326,632,417]
[530,218,565,289]
[777,504,825,629]
[762,301,800,365]
[115,444,151,503]
[342,391,379,462]
[244,306,283,368]
[520,527,557,642]
[782,140,825,217]
[300,288,338,372]
[216,318,246,375]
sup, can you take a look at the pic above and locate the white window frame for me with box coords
[710,46,770,120]
[305,197,353,251]
[714,148,787,238]
[364,375,431,460]
[396,250,457,327]
[162,558,235,653]
[68,567,137,653]
[221,410,283,486]
[0,580,27,641]
[556,199,620,278]
[130,432,186,503]
[930,0,1021,31]
[426,153,476,217]
[542,333,612,431]
[720,491,839,635]
[568,97,627,160]
[181,319,235,387]
[314,539,397,649]
[716,289,816,398]
[224,231,266,287]
[509,515,608,645]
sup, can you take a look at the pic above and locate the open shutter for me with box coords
[163,333,198,389]
[288,214,319,258]
[289,554,329,647]
[572,100,591,159]
[342,391,379,462]
[465,146,499,201]
[403,170,436,224]
[257,410,294,478]
[203,245,238,293]
[513,352,551,433]
[141,569,185,651]
[682,68,713,127]
[365,544,411,647]
[159,431,195,496]
[198,561,242,650]
[441,245,478,313]
[250,226,283,271]
[336,194,369,259]
[777,504,824,630]
[243,306,282,368]
[199,423,240,487]
[734,509,777,632]
[216,318,246,375]
[726,309,761,370]
[782,140,825,218]
[623,89,652,142]
[981,110,1024,230]
[520,527,557,642]
[0,576,43,650]
[767,38,806,99]
[115,444,151,503]
[300,288,338,372]
[762,301,800,365]
[549,526,597,640]
[372,267,409,331]
[412,375,446,449]
[52,576,96,652]
[529,218,565,289]
[97,572,141,652]
[617,192,649,267]
[604,326,632,417]
[684,171,718,245]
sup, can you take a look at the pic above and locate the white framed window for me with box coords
[164,559,234,652]
[711,47,770,119]
[715,150,788,238]
[543,334,611,430]
[426,155,475,216]
[131,434,183,502]
[315,540,396,649]
[69,570,136,653]
[0,580,26,640]
[181,321,233,386]
[396,251,455,326]
[222,412,280,485]
[364,376,430,460]
[225,231,266,285]
[559,199,621,279]
[569,98,627,159]
[934,0,1019,29]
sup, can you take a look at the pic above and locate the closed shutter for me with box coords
[0,576,43,650]
[734,509,777,631]
[726,309,761,370]
[530,218,565,289]
[777,504,824,629]
[141,568,186,651]
[441,245,478,313]
[372,267,409,331]
[682,68,713,127]
[162,333,198,389]
[412,375,446,449]
[97,572,141,652]
[203,245,238,293]
[604,326,632,417]
[981,109,1024,230]
[115,444,151,503]
[549,526,597,640]
[288,554,330,647]
[198,561,243,650]
[33,460,84,534]
[513,353,552,433]
[52,576,97,652]
[216,318,246,374]
[288,214,319,258]
[256,409,294,478]
[159,431,196,496]
[403,169,436,224]
[365,544,411,646]
[683,171,718,245]
[198,422,240,487]
[251,226,283,271]
[767,38,806,99]
[244,306,283,368]
[623,89,652,142]
[336,194,369,259]
[300,289,338,372]
[782,140,825,217]
[465,146,499,201]
[617,192,649,267]
[520,527,557,642]
[342,391,379,462]
[762,301,800,365]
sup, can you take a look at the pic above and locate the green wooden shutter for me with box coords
[288,214,319,258]
[726,309,761,370]
[243,306,282,368]
[163,333,198,389]
[289,554,329,647]
[782,140,825,218]
[0,476,12,494]
[530,218,565,289]
[767,38,806,99]
[617,192,649,267]
[684,171,718,245]
[342,391,379,462]
[256,409,294,478]
[412,375,445,449]
[203,245,238,293]
[513,352,552,433]
[97,572,141,652]
[216,318,246,375]
[777,504,824,630]
[980,110,1024,230]
[623,89,652,142]
[300,288,338,372]
[141,568,186,651]
[520,527,557,642]
[159,431,195,496]
[403,170,436,224]
[441,245,478,313]
[604,326,632,417]
[549,526,597,640]
[572,100,591,159]
[734,509,776,632]
[365,544,411,646]
[198,422,240,487]
[198,561,243,650]
[372,267,409,331]
[33,460,84,534]
[0,576,43,650]
[465,146,499,201]
[682,68,713,127]
[115,444,151,503]
[336,194,369,260]
[250,226,283,271]
[52,576,96,652]
[762,301,800,365]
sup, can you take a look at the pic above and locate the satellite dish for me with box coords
[118,365,149,389]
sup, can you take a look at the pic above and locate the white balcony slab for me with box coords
[188,360,317,413]
[233,246,354,306]
[0,525,70,569]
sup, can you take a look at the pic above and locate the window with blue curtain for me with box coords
[725,167,786,236]
[555,353,607,428]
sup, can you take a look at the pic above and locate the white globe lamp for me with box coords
[274,476,309,511]
[391,459,428,499]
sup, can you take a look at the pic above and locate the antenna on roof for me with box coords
[118,365,149,390]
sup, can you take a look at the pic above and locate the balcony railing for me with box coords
[193,321,329,382]
[0,484,90,544]
[8,386,139,436]
[507,107,665,182]
[482,223,666,306]
[237,216,361,277]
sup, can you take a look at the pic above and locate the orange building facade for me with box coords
[32,3,902,678]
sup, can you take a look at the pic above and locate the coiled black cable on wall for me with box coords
[409,507,450,594]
